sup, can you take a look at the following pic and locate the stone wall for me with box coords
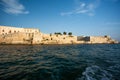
[89,36,108,43]
[90,36,111,43]
[77,36,118,44]
[32,33,42,44]
[40,34,77,44]
[0,32,32,44]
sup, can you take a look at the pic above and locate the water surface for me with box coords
[0,44,120,80]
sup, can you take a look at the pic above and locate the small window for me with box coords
[9,30,11,33]
[2,30,4,32]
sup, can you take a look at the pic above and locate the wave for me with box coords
[76,65,113,80]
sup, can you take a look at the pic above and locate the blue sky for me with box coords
[0,0,120,41]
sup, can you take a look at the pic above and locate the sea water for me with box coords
[0,44,120,80]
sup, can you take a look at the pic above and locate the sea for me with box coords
[0,44,120,80]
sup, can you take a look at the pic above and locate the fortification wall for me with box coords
[32,33,42,44]
[0,26,42,44]
[40,34,77,44]
[90,36,109,43]
[0,33,33,44]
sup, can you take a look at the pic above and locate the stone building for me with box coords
[0,26,39,35]
[0,26,42,44]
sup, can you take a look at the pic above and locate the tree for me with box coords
[54,32,62,35]
[63,32,67,35]
[54,32,57,35]
[58,32,62,35]
[68,32,72,36]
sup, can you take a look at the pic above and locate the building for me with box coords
[0,26,39,35]
[0,26,42,44]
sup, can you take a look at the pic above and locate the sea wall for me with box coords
[0,32,30,44]
[89,36,109,43]
[77,36,118,44]
[89,36,118,43]
[41,34,77,44]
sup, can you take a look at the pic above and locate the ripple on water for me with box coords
[0,44,120,80]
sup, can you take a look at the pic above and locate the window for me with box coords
[9,30,11,33]
[2,30,4,32]
[14,30,16,33]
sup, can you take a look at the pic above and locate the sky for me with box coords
[0,0,120,41]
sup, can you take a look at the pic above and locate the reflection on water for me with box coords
[0,44,120,80]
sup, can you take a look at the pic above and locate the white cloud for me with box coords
[1,0,29,15]
[61,0,100,16]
